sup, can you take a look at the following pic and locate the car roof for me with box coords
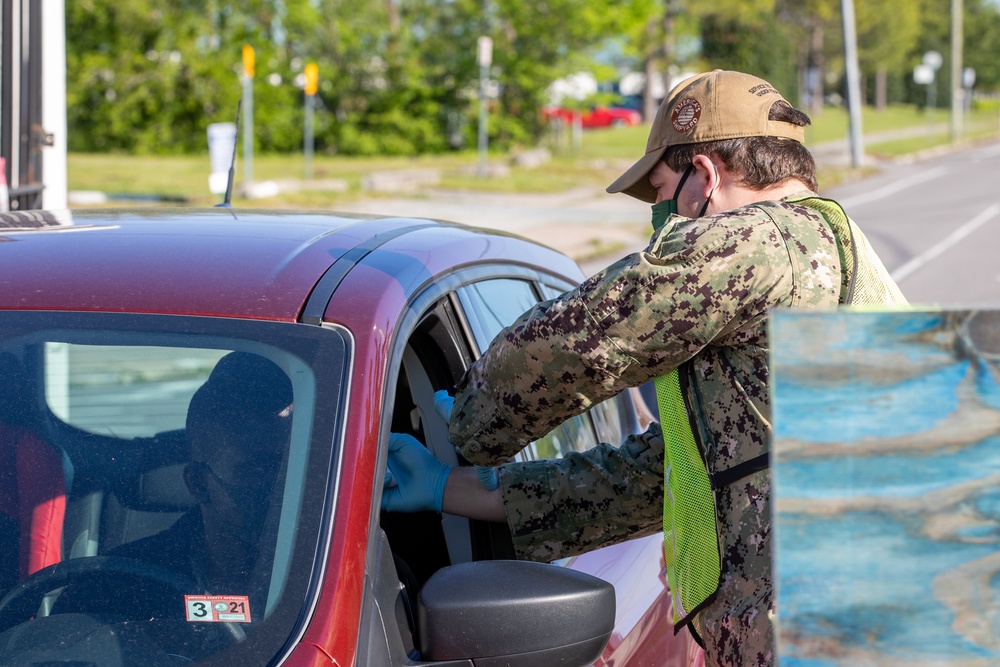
[0,208,581,322]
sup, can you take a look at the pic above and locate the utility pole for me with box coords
[950,0,964,141]
[841,0,864,168]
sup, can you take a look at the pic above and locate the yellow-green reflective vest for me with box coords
[655,196,905,631]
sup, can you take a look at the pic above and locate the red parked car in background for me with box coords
[0,208,701,666]
[542,105,643,129]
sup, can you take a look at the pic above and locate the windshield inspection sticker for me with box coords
[185,595,252,623]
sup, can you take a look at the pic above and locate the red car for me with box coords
[0,208,701,666]
[542,105,643,129]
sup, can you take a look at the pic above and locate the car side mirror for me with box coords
[417,560,615,667]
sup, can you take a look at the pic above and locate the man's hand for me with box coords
[433,390,498,491]
[433,389,455,421]
[382,433,452,513]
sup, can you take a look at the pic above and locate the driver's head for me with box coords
[183,352,293,542]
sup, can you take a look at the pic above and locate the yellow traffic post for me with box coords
[304,63,318,180]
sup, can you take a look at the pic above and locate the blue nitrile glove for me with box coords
[382,432,451,513]
[433,390,499,492]
[433,389,454,422]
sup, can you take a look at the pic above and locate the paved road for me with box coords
[823,140,1000,307]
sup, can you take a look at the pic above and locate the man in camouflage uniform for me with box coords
[383,70,905,667]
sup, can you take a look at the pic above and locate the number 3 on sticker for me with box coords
[185,594,252,623]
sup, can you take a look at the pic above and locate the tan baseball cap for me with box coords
[606,69,806,203]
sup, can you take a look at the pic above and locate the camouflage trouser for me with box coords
[691,572,774,667]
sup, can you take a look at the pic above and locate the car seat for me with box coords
[0,353,71,591]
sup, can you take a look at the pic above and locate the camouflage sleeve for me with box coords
[498,422,666,561]
[450,210,790,465]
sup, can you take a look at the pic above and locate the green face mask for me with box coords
[650,199,677,232]
[649,165,693,232]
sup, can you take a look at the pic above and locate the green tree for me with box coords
[908,0,957,108]
[695,1,800,102]
[617,0,700,119]
[477,0,652,147]
[963,0,1000,93]
[775,0,839,115]
[855,0,922,108]
[237,0,650,155]
[73,0,1000,158]
[66,0,308,154]
[897,0,1000,107]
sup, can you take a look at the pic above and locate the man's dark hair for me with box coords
[663,100,818,192]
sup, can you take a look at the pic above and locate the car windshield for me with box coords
[0,312,346,667]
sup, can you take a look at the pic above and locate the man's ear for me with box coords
[184,462,210,503]
[691,153,721,198]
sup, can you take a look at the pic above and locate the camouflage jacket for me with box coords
[448,194,902,665]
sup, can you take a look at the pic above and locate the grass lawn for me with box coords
[67,103,999,209]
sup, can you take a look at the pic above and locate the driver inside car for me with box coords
[117,352,293,597]
[54,352,293,626]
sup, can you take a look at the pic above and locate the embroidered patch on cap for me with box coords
[671,98,701,133]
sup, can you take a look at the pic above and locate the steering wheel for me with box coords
[0,556,243,643]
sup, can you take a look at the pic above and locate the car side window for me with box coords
[455,278,601,460]
[536,282,565,301]
[455,279,538,353]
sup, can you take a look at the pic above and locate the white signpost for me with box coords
[915,51,943,134]
[207,122,237,195]
[477,36,492,179]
